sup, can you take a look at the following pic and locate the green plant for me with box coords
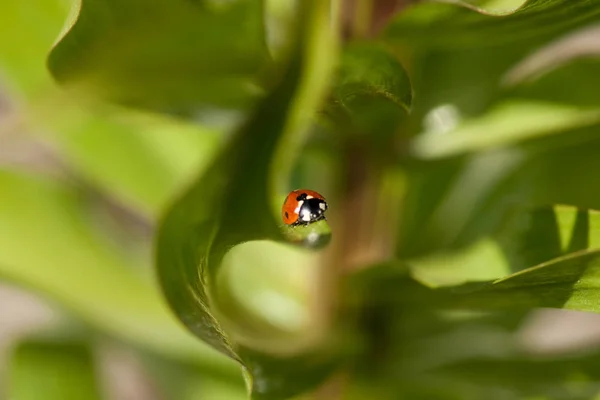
[4,0,600,399]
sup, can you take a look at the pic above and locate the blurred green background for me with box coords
[5,0,600,399]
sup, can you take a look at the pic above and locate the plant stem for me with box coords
[353,0,374,38]
[342,0,411,40]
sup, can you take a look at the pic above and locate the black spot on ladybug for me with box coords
[285,211,289,219]
[295,197,327,225]
[296,193,308,201]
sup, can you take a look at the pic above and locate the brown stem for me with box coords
[338,143,391,272]
[311,2,412,399]
[341,0,415,40]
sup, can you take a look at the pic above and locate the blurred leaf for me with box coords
[0,169,238,376]
[409,238,510,287]
[409,205,600,287]
[399,147,528,257]
[137,352,247,400]
[411,101,600,159]
[155,1,339,398]
[47,0,270,115]
[506,57,600,108]
[322,42,412,140]
[343,265,529,399]
[450,247,600,314]
[381,0,600,123]
[346,259,600,399]
[1,0,223,220]
[0,0,67,97]
[388,0,600,261]
[430,354,600,400]
[8,339,102,400]
[399,123,600,258]
[556,206,600,251]
[384,1,600,49]
[476,0,528,11]
[47,110,222,218]
[216,240,323,350]
[378,205,600,316]
[182,377,248,400]
[502,23,600,107]
[495,206,594,275]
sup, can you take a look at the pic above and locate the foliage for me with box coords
[3,0,600,399]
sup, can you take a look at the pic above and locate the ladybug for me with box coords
[281,189,328,226]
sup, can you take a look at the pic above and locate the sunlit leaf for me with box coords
[409,238,510,287]
[409,205,600,288]
[452,248,600,313]
[47,110,222,218]
[0,0,67,97]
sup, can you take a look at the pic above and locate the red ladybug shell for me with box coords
[282,189,328,226]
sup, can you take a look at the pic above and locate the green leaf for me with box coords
[439,207,600,312]
[430,354,600,400]
[409,238,510,287]
[343,260,600,400]
[386,1,600,258]
[0,169,238,376]
[384,1,600,49]
[398,206,600,310]
[495,206,593,275]
[46,110,222,219]
[503,23,600,107]
[454,248,600,312]
[132,351,248,400]
[398,147,528,257]
[411,100,600,159]
[382,0,600,123]
[399,123,600,258]
[155,1,338,398]
[0,0,67,98]
[47,0,270,115]
[2,0,223,220]
[342,265,530,399]
[8,339,102,400]
[408,205,600,288]
[322,42,412,140]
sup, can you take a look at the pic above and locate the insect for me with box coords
[281,189,328,226]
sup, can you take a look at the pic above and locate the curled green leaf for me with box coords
[155,1,339,398]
